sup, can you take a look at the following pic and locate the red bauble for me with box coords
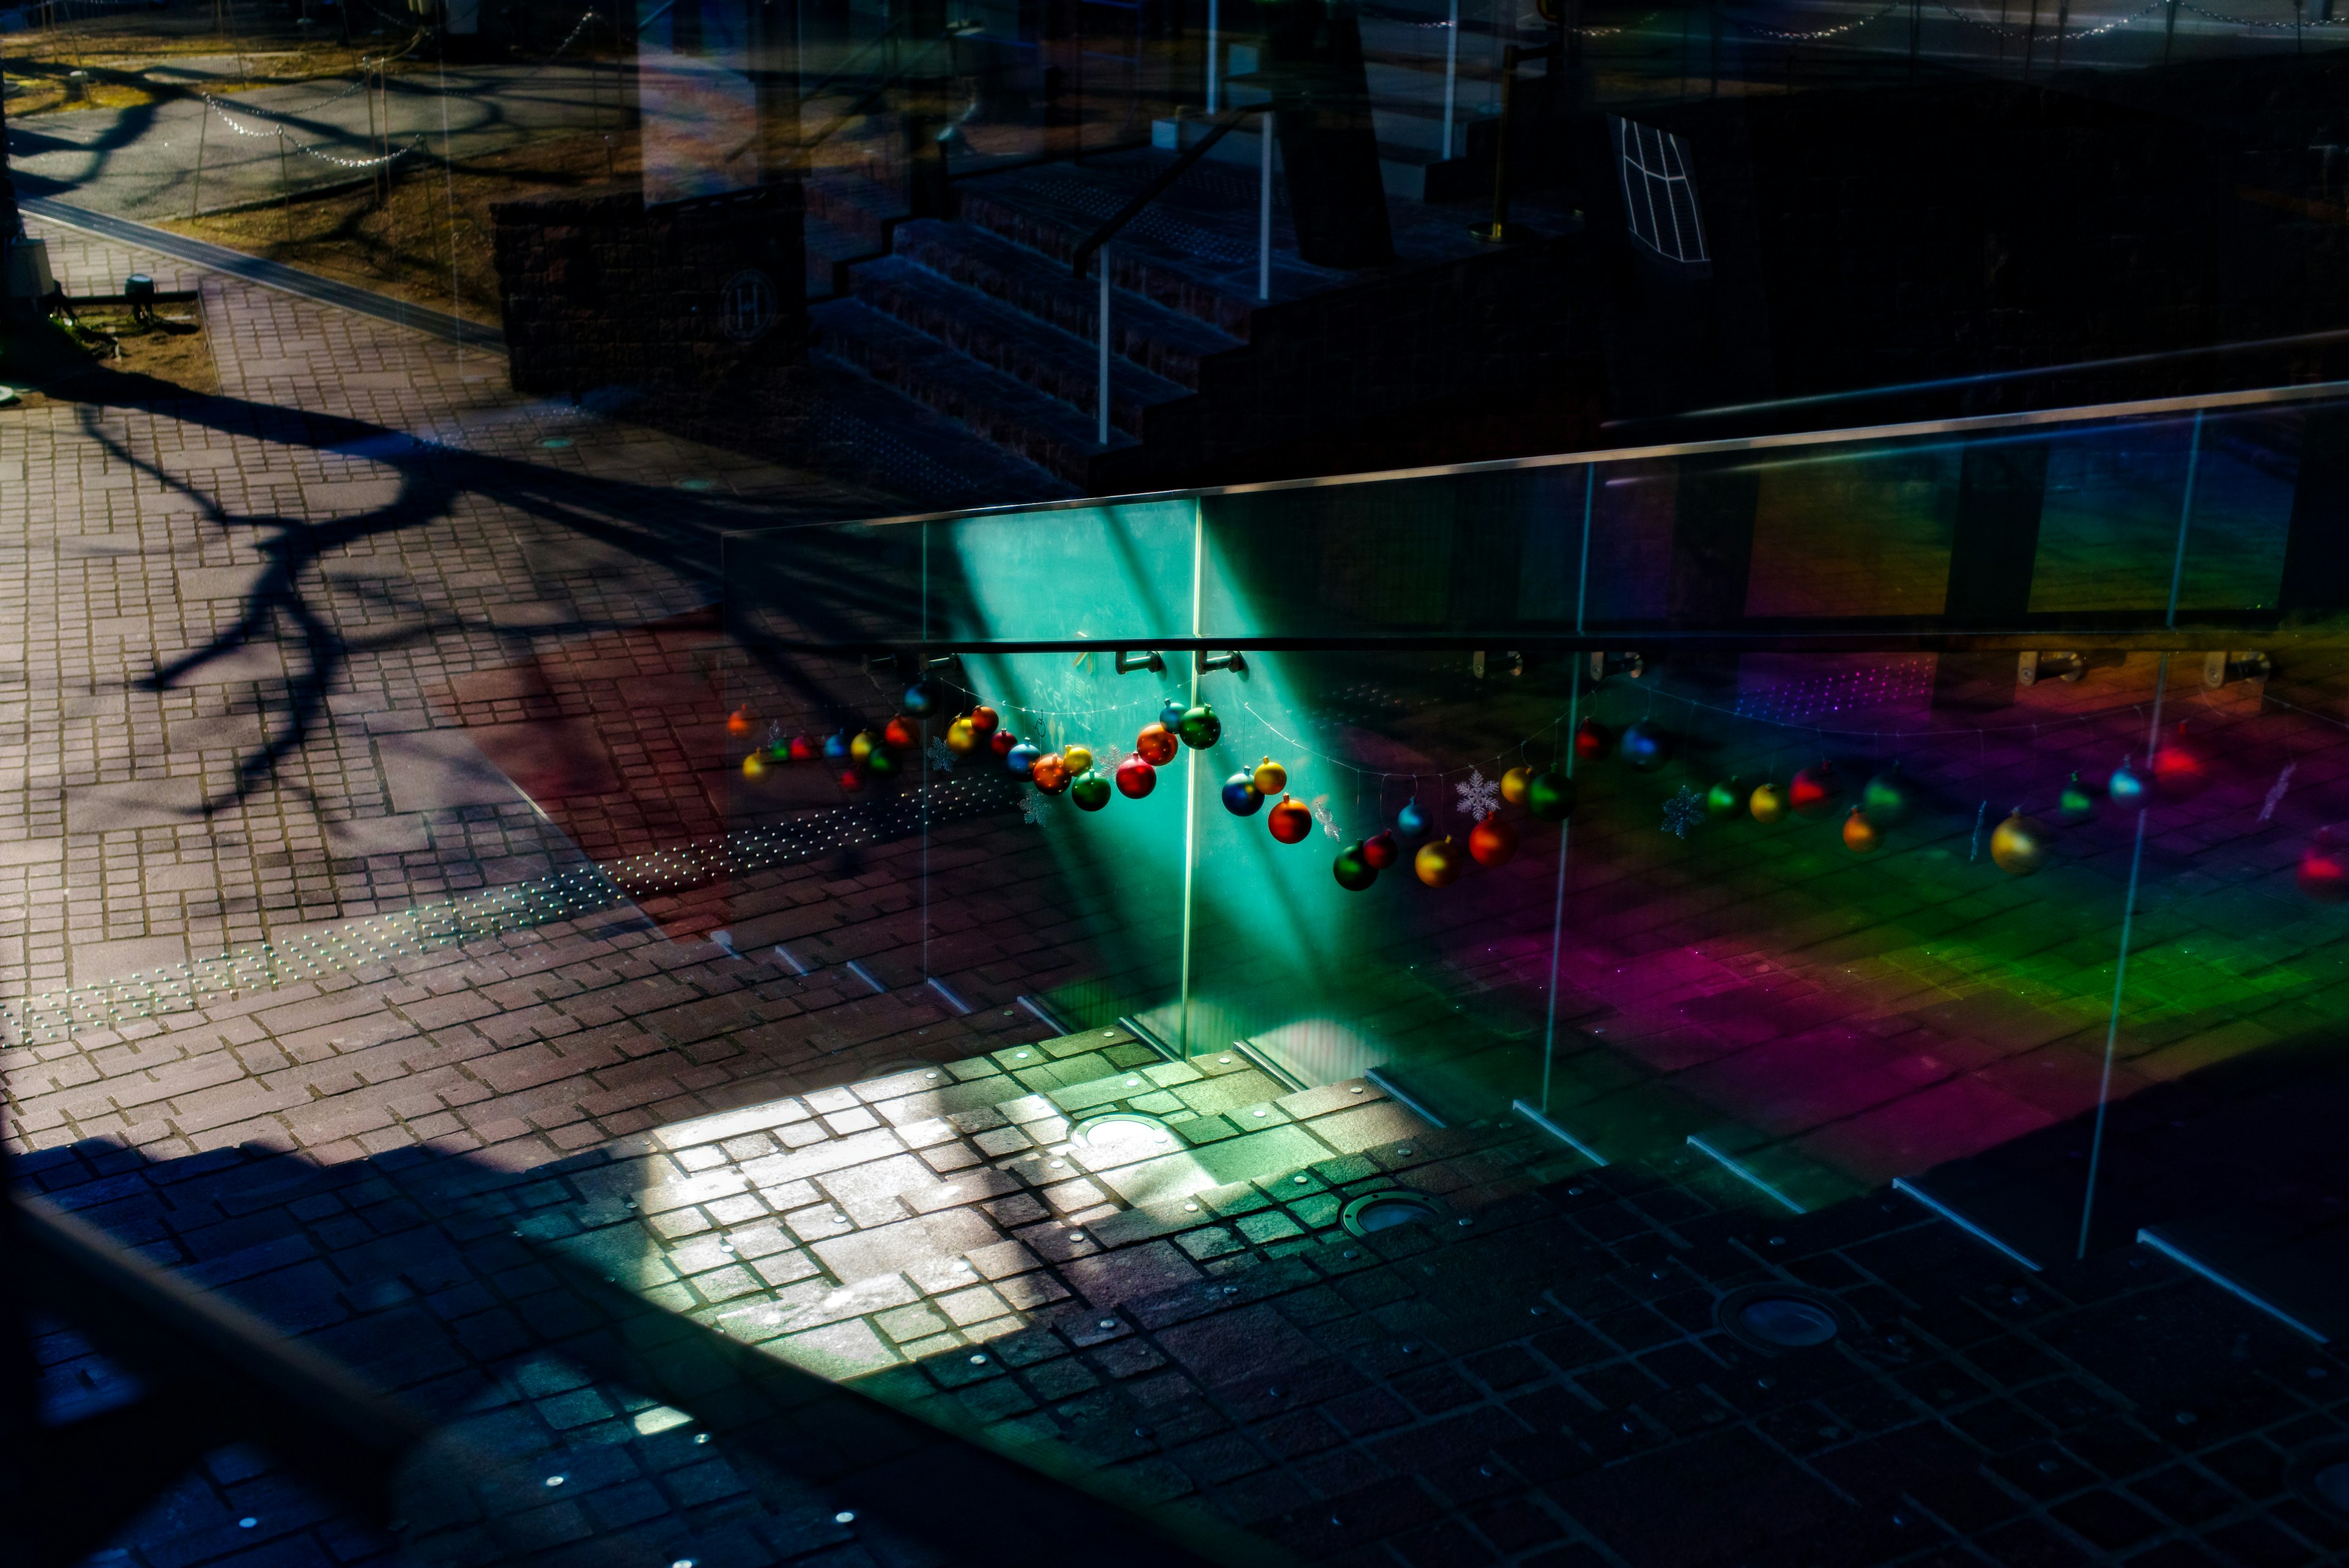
[1362,830,1401,870]
[1468,816,1517,867]
[1135,723,1179,766]
[970,706,1001,737]
[1574,719,1615,765]
[789,734,817,763]
[725,705,755,738]
[1115,755,1158,798]
[2302,828,2349,904]
[1267,795,1313,844]
[837,768,865,793]
[883,714,917,749]
[1789,763,1844,818]
[2151,726,2209,800]
[990,729,1017,758]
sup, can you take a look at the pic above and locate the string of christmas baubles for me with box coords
[724,687,2348,904]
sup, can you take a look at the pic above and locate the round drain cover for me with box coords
[1739,1297,1840,1347]
[1341,1192,1442,1237]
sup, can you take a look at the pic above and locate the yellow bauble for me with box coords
[1414,836,1466,888]
[1064,745,1094,776]
[850,729,880,764]
[1991,811,2050,877]
[1501,765,1534,806]
[741,752,766,779]
[946,716,979,755]
[1750,781,1789,823]
[1252,756,1288,797]
[1841,806,1880,855]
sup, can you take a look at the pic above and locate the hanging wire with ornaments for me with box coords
[199,93,431,169]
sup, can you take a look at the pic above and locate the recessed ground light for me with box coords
[1099,1318,1118,1329]
[1074,1112,1175,1155]
[969,1353,987,1365]
[1219,1057,1231,1064]
[1184,1202,1200,1212]
[1341,1192,1442,1238]
[1349,1087,1364,1094]
[1729,1293,1841,1349]
[1252,1109,1269,1118]
[1125,1078,1140,1087]
[1068,1231,1086,1242]
[544,1476,566,1488]
[239,1518,258,1529]
[1293,1175,1308,1185]
[834,1511,856,1525]
[1014,1050,1030,1059]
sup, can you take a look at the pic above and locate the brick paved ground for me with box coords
[23,1024,2349,1567]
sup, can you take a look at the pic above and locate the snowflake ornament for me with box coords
[926,737,956,773]
[1020,786,1054,826]
[1094,743,1126,774]
[1661,786,1705,839]
[1455,769,1501,822]
[1311,796,1341,842]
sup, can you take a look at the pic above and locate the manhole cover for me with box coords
[1738,1297,1841,1347]
[1341,1192,1442,1238]
[1071,1113,1177,1157]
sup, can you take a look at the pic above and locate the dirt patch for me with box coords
[0,300,218,403]
[157,127,643,328]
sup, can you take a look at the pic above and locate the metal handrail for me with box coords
[1071,102,1278,449]
[1069,101,1272,281]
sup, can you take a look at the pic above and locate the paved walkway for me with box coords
[0,212,1042,1178]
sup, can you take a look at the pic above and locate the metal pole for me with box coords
[191,95,210,218]
[1257,110,1272,300]
[1206,0,1219,111]
[1097,253,1111,446]
[2077,413,2201,1260]
[1441,0,1459,160]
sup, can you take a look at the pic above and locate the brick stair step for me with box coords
[811,298,1132,485]
[889,218,1245,390]
[847,255,1193,432]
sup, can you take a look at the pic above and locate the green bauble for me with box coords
[1861,766,1912,828]
[1071,775,1112,812]
[866,747,899,778]
[1705,780,1744,822]
[1178,704,1222,749]
[1526,769,1576,823]
[1333,842,1378,891]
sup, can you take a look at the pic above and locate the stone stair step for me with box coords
[847,255,1195,433]
[952,157,1347,336]
[888,218,1247,390]
[798,352,1076,505]
[810,297,1135,486]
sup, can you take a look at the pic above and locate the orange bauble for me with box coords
[969,706,1001,737]
[1135,723,1179,766]
[883,714,916,749]
[726,705,755,738]
[1841,806,1880,855]
[1030,753,1072,794]
[1267,795,1313,844]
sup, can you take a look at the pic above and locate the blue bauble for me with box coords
[823,730,852,762]
[1620,721,1674,772]
[1006,741,1041,778]
[1160,700,1186,731]
[1222,774,1264,816]
[1395,800,1430,845]
[903,682,936,716]
[2109,759,2148,808]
